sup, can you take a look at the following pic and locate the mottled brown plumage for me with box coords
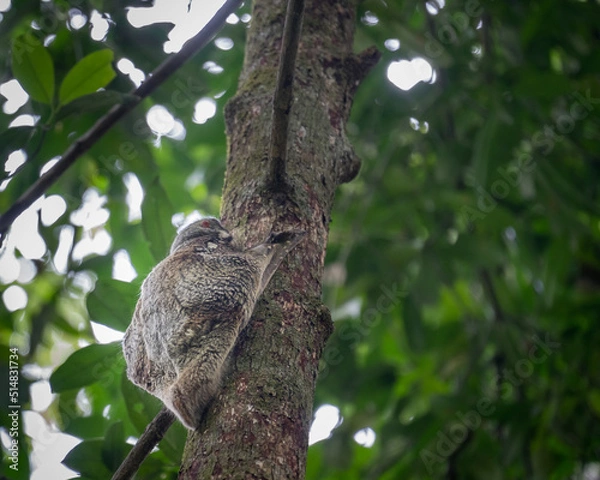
[123,218,304,429]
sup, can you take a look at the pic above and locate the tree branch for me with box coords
[446,430,473,480]
[0,0,243,242]
[111,407,175,480]
[267,0,305,193]
[480,268,507,440]
[480,269,505,323]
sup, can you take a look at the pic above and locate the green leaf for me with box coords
[588,390,600,418]
[63,415,109,440]
[62,440,113,479]
[142,178,175,262]
[513,70,573,100]
[59,49,116,106]
[87,279,138,331]
[0,127,34,169]
[537,160,600,217]
[122,372,163,436]
[102,422,130,471]
[50,342,123,393]
[11,35,55,104]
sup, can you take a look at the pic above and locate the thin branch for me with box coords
[423,0,456,144]
[267,0,305,193]
[0,0,243,241]
[111,407,176,480]
[480,269,504,323]
[446,430,473,480]
[480,268,507,441]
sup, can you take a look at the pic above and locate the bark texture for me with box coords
[179,0,379,478]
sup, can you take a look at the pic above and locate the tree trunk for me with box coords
[179,0,379,478]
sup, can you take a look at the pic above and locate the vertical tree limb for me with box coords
[267,0,305,193]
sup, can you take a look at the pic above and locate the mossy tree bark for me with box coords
[179,0,379,478]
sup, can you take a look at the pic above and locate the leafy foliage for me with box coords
[0,0,599,479]
[11,35,55,105]
[58,49,116,106]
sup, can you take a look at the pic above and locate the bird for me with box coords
[123,218,304,429]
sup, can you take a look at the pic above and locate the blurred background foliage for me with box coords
[0,0,599,479]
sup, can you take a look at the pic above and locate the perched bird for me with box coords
[123,218,304,429]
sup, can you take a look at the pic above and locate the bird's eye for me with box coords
[200,220,211,228]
